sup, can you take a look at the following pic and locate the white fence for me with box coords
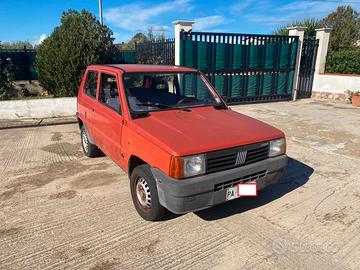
[0,97,76,119]
[313,73,360,94]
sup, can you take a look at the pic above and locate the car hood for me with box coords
[132,106,284,156]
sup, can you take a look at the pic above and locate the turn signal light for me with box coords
[169,156,184,179]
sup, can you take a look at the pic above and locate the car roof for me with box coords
[88,64,197,73]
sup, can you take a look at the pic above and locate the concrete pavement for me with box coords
[0,99,359,270]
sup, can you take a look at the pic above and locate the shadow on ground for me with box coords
[194,157,313,221]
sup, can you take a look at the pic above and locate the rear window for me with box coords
[98,73,121,114]
[84,71,98,98]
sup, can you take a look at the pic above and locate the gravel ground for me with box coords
[0,99,359,270]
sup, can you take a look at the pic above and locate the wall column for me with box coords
[172,20,194,66]
[288,26,306,101]
[314,28,331,74]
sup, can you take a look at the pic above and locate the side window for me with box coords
[84,71,98,98]
[99,73,121,114]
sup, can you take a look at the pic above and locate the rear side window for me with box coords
[99,73,121,114]
[84,71,98,98]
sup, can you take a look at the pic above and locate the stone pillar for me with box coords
[288,26,306,101]
[315,28,331,74]
[172,20,194,66]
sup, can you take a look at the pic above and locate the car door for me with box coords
[80,70,100,141]
[92,71,124,166]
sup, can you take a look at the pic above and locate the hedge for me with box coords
[325,49,360,74]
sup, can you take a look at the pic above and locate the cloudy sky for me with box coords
[0,0,359,44]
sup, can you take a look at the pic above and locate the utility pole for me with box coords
[98,0,103,25]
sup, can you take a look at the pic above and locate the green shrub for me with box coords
[36,9,117,97]
[0,57,15,100]
[325,49,360,74]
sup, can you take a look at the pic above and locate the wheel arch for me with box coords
[80,123,95,145]
[77,117,83,129]
[128,155,147,177]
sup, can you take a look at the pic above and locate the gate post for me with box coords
[288,26,306,101]
[314,28,331,74]
[172,20,194,66]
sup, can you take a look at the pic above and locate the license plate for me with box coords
[226,183,258,201]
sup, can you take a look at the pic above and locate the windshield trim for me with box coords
[122,71,226,117]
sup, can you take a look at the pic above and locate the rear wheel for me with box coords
[80,125,101,157]
[130,164,167,221]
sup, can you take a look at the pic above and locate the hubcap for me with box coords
[82,131,89,153]
[136,177,151,209]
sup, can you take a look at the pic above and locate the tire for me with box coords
[80,125,101,157]
[130,164,168,221]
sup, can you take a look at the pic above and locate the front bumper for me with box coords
[151,155,288,214]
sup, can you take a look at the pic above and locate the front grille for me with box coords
[206,142,269,173]
[214,170,267,191]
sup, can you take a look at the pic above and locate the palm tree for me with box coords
[272,18,322,39]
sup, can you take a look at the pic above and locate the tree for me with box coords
[121,27,167,49]
[36,9,117,97]
[120,33,148,50]
[321,6,360,51]
[272,18,322,39]
[146,26,166,42]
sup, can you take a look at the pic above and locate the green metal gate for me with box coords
[180,31,299,104]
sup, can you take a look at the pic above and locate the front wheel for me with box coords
[130,165,168,221]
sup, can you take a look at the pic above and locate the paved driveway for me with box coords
[0,99,359,270]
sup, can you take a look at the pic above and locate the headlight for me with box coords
[183,154,206,177]
[169,154,206,179]
[269,138,286,157]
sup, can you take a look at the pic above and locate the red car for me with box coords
[77,64,288,221]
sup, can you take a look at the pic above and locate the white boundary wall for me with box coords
[313,73,360,94]
[0,97,76,119]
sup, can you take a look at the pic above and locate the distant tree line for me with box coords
[0,41,34,50]
[117,27,167,50]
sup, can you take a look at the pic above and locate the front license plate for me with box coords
[226,183,258,201]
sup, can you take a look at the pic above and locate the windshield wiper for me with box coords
[136,102,175,109]
[131,111,151,119]
[213,103,228,110]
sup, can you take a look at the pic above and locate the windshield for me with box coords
[123,72,223,113]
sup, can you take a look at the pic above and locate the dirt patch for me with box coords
[139,238,160,255]
[77,246,90,255]
[41,142,82,157]
[322,207,356,227]
[54,250,69,261]
[0,189,18,201]
[51,132,63,142]
[0,227,21,238]
[90,260,117,270]
[1,161,110,200]
[323,211,346,223]
[49,190,77,200]
[317,170,349,179]
[70,172,118,189]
